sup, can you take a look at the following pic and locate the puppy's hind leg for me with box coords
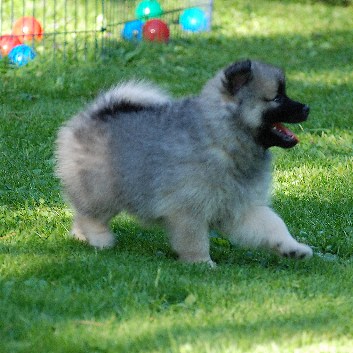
[72,213,116,249]
[165,213,215,267]
[229,206,313,259]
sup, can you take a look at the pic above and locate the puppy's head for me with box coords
[222,60,310,148]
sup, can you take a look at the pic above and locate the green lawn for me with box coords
[1,1,352,352]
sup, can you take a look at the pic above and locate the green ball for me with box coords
[135,0,163,20]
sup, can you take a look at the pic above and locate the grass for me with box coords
[1,0,353,352]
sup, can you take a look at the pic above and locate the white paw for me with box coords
[178,253,216,267]
[87,232,117,249]
[180,258,217,268]
[71,227,88,242]
[206,259,217,269]
[276,241,313,259]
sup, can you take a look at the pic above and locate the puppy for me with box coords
[56,59,313,265]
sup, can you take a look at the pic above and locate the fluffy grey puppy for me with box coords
[56,59,313,265]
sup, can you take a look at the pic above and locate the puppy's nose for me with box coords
[303,105,310,115]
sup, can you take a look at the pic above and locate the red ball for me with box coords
[0,35,21,55]
[143,19,170,43]
[12,16,44,42]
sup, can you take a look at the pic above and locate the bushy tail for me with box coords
[87,80,171,120]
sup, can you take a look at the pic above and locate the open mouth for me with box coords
[259,102,309,149]
[258,121,302,149]
[271,122,299,147]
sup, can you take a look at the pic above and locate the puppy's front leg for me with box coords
[72,213,116,249]
[229,206,313,259]
[165,214,215,266]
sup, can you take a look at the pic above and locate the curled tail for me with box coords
[87,80,171,120]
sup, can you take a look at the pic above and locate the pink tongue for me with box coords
[273,122,299,143]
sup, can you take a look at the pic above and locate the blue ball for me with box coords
[122,20,143,41]
[8,44,36,67]
[180,8,208,32]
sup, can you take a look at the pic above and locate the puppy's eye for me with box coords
[265,95,281,103]
[273,95,282,103]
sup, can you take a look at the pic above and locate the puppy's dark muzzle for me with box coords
[263,97,310,124]
[290,103,310,123]
[285,98,310,123]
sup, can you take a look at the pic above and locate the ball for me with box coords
[0,35,21,55]
[8,44,36,67]
[12,16,44,42]
[122,20,144,41]
[180,8,208,32]
[135,0,163,20]
[143,19,170,43]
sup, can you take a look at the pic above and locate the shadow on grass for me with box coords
[4,309,349,352]
[1,185,352,267]
[1,197,352,351]
[1,234,352,352]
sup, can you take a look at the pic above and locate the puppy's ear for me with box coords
[223,60,252,95]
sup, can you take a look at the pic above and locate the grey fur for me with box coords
[56,60,313,265]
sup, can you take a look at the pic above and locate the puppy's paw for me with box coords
[72,217,117,249]
[88,232,117,249]
[206,259,217,269]
[276,241,313,260]
[70,227,117,249]
[71,226,88,242]
[178,254,216,268]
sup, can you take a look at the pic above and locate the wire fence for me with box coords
[0,0,213,64]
